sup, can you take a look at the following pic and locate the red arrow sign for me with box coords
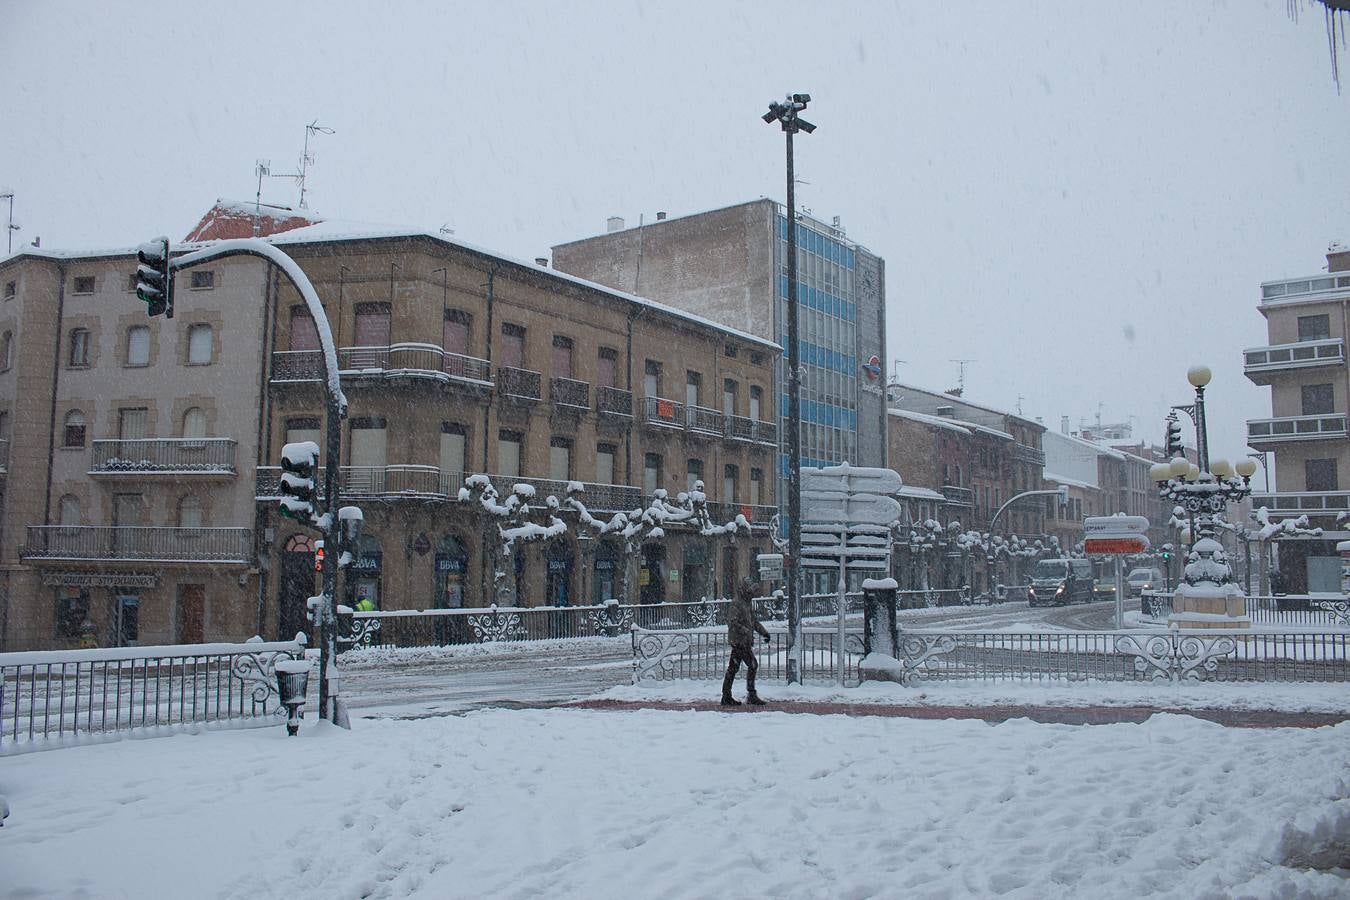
[1084,536,1149,555]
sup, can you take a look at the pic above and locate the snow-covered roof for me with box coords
[1047,430,1127,461]
[1043,473,1098,491]
[888,382,1043,430]
[887,408,971,435]
[896,485,947,502]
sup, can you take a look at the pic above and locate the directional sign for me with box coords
[757,553,784,582]
[1083,516,1150,536]
[801,492,903,526]
[1084,535,1150,555]
[800,464,904,497]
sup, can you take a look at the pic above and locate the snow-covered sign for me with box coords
[800,523,892,570]
[757,553,784,581]
[800,464,903,497]
[1083,516,1149,536]
[800,492,903,526]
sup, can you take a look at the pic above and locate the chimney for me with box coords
[656,211,667,221]
[535,257,548,267]
[606,216,625,233]
[31,236,39,248]
[1060,416,1069,434]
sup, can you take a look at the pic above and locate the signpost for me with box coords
[1083,515,1152,629]
[800,465,903,685]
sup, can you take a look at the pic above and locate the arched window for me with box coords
[58,494,81,527]
[177,496,203,529]
[62,410,86,448]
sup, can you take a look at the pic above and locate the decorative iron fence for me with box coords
[0,636,308,753]
[90,438,238,475]
[498,366,542,400]
[550,377,590,409]
[632,627,1350,685]
[1143,591,1350,628]
[596,386,633,417]
[21,526,252,563]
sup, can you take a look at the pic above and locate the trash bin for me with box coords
[274,659,311,736]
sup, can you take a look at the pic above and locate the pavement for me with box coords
[564,698,1350,729]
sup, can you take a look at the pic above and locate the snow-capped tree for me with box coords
[460,476,566,605]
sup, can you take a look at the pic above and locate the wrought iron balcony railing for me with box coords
[1250,491,1350,516]
[1011,442,1045,467]
[550,377,590,410]
[1243,338,1345,384]
[498,366,542,401]
[21,526,252,564]
[941,485,974,506]
[270,345,492,387]
[596,385,633,418]
[1247,414,1348,444]
[724,414,780,447]
[486,476,641,512]
[685,405,724,436]
[706,501,778,527]
[89,438,237,476]
[642,396,685,428]
[257,465,460,500]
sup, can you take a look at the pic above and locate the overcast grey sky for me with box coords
[3,1,1347,478]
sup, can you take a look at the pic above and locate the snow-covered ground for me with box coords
[3,707,1347,899]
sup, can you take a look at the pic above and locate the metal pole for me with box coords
[1194,384,1209,473]
[1114,554,1124,629]
[785,127,803,686]
[318,392,341,721]
[837,531,846,686]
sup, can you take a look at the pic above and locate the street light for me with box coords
[762,92,814,685]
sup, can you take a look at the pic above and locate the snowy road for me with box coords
[341,600,1138,718]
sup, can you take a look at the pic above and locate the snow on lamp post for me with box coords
[1150,366,1258,630]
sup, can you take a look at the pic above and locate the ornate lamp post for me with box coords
[1148,366,1260,630]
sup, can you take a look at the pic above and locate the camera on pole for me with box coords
[278,441,320,525]
[135,237,173,318]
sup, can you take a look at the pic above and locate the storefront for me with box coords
[545,541,574,606]
[593,541,619,604]
[43,571,157,648]
[347,534,383,609]
[435,534,469,608]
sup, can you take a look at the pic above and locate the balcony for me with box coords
[724,415,779,447]
[596,386,633,418]
[642,396,685,430]
[257,465,460,501]
[21,526,252,564]
[270,345,492,389]
[550,377,590,411]
[941,485,974,507]
[1243,338,1345,385]
[1250,491,1350,518]
[498,366,542,402]
[706,501,778,528]
[90,438,237,477]
[1011,442,1046,467]
[1247,414,1348,445]
[685,405,724,437]
[1260,273,1350,306]
[487,476,641,513]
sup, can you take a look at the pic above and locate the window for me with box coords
[750,351,765,366]
[68,328,90,367]
[750,385,763,420]
[58,494,81,526]
[0,331,11,370]
[354,302,391,348]
[177,496,203,529]
[643,360,661,398]
[549,437,572,481]
[1298,314,1331,342]
[497,429,523,477]
[118,407,147,441]
[643,453,662,496]
[55,587,91,639]
[0,411,8,442]
[596,442,616,484]
[190,270,215,289]
[127,273,138,292]
[443,310,470,356]
[285,416,321,448]
[551,335,574,378]
[597,348,618,389]
[126,325,150,366]
[182,407,207,443]
[187,324,213,365]
[686,458,703,493]
[500,323,525,369]
[1306,458,1338,492]
[723,464,739,502]
[62,410,86,448]
[750,468,763,506]
[349,417,388,468]
[1301,383,1335,415]
[686,371,701,408]
[72,275,95,294]
[440,423,466,487]
[289,306,319,352]
[724,344,739,358]
[723,379,738,416]
[3,281,13,300]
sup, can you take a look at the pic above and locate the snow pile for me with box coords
[1,709,1346,898]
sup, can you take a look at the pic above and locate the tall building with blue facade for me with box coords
[552,199,888,511]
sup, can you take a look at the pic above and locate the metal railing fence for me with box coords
[1142,591,1350,628]
[632,627,862,685]
[1,637,308,753]
[21,526,252,563]
[90,438,238,474]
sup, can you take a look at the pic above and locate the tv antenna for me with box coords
[268,120,336,210]
[889,359,907,384]
[0,193,17,254]
[949,359,975,394]
[1016,394,1025,415]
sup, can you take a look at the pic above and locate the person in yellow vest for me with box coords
[354,595,376,613]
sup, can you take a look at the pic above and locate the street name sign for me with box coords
[1083,516,1149,536]
[1084,535,1151,555]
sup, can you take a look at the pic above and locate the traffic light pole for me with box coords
[163,238,348,722]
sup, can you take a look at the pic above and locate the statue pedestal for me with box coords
[1169,583,1252,632]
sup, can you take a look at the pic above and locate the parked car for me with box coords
[1124,567,1164,597]
[1027,558,1094,606]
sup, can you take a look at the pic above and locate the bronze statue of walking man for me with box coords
[722,577,771,706]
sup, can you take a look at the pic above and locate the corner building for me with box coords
[0,208,779,650]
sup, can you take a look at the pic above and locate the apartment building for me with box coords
[886,384,1048,539]
[1244,244,1350,592]
[551,200,888,503]
[0,203,780,650]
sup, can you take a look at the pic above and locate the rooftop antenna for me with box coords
[1016,394,1025,415]
[298,120,334,209]
[253,161,270,238]
[889,359,907,384]
[0,193,17,254]
[949,358,974,395]
[1096,401,1104,431]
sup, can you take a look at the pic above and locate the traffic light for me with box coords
[279,440,320,524]
[135,237,173,318]
[1164,414,1183,458]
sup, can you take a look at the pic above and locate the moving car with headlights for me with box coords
[1092,578,1117,601]
[1027,558,1094,606]
[1125,567,1164,597]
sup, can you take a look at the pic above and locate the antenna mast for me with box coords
[949,358,975,395]
[297,119,335,209]
[0,193,17,254]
